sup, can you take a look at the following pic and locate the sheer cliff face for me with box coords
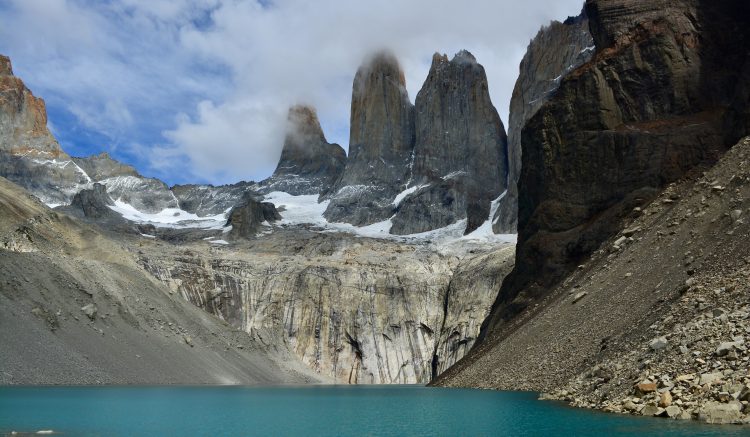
[484,0,750,332]
[0,55,91,204]
[323,52,416,226]
[139,234,514,384]
[326,50,509,236]
[391,51,508,235]
[0,55,61,158]
[261,105,346,196]
[493,13,594,234]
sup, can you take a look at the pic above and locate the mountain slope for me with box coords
[484,0,750,335]
[0,176,322,385]
[435,136,750,423]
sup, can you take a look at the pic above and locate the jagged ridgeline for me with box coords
[0,50,516,385]
[324,50,509,235]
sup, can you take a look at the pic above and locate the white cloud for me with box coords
[0,0,585,184]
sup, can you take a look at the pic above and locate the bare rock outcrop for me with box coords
[71,152,138,180]
[0,54,62,158]
[172,181,255,217]
[260,105,346,196]
[226,194,281,239]
[0,55,90,204]
[67,183,118,220]
[139,232,515,384]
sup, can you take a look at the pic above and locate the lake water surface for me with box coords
[0,385,745,436]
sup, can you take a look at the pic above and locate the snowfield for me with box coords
[263,191,516,246]
[107,200,228,229]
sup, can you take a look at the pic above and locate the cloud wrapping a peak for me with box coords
[0,0,585,185]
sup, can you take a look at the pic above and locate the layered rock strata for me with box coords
[493,11,594,234]
[139,233,514,384]
[483,0,750,334]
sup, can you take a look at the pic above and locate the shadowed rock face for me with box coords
[391,51,508,235]
[493,11,594,234]
[483,0,750,334]
[261,105,346,196]
[323,52,416,226]
[226,194,281,239]
[68,183,116,219]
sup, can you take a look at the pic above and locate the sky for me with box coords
[0,0,585,186]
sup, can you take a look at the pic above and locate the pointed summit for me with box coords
[0,54,63,158]
[260,104,345,196]
[323,50,416,226]
[390,50,508,235]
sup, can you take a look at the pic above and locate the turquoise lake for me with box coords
[0,385,746,436]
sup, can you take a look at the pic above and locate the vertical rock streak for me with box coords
[139,243,514,384]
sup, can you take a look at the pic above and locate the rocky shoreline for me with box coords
[541,268,750,424]
[435,137,750,426]
[539,139,750,425]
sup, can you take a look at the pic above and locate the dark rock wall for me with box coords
[493,11,594,234]
[323,52,416,226]
[391,51,508,235]
[483,0,750,334]
[68,183,115,219]
[227,194,281,239]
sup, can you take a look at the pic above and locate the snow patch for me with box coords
[460,191,517,245]
[581,45,596,54]
[107,200,228,229]
[140,233,156,239]
[210,239,229,245]
[442,171,467,181]
[263,191,516,245]
[392,184,427,207]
